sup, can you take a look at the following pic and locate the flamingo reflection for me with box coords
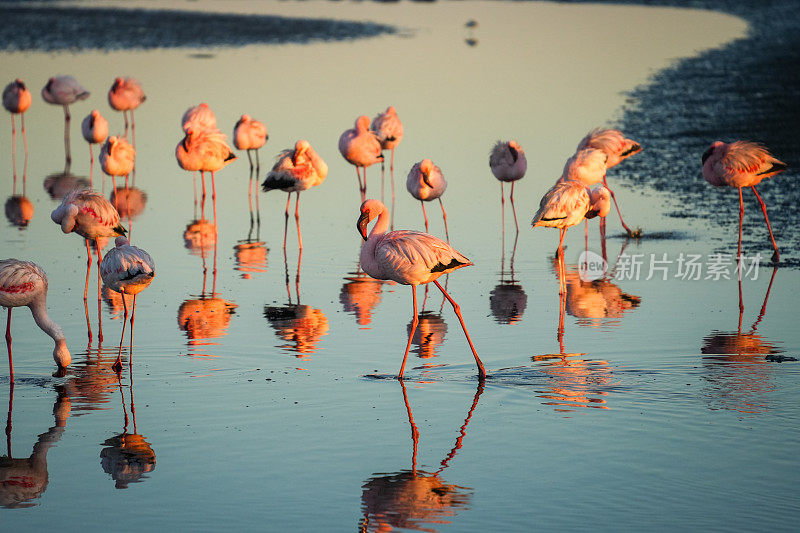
[340,267,389,328]
[234,240,268,280]
[489,249,527,325]
[42,171,89,200]
[0,384,70,508]
[3,79,31,179]
[358,380,481,532]
[41,75,90,171]
[4,195,33,228]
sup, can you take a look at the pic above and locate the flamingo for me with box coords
[99,135,135,193]
[489,140,527,235]
[357,199,485,380]
[233,114,269,223]
[532,180,610,294]
[702,140,787,263]
[576,128,642,236]
[0,259,71,382]
[558,148,608,247]
[406,159,450,241]
[81,110,109,187]
[100,237,155,373]
[41,75,90,169]
[107,77,145,141]
[370,106,403,202]
[261,140,327,250]
[3,79,32,174]
[339,115,383,200]
[176,126,237,225]
[181,103,216,132]
[51,189,126,302]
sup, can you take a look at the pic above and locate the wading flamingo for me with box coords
[176,126,237,225]
[489,140,527,235]
[107,77,145,141]
[0,259,71,382]
[3,79,32,173]
[233,114,269,222]
[41,75,90,169]
[406,159,450,241]
[339,115,383,201]
[558,148,608,248]
[576,128,641,236]
[357,199,485,380]
[371,106,403,202]
[702,141,787,262]
[99,135,135,193]
[100,237,155,373]
[81,110,109,187]
[262,140,327,250]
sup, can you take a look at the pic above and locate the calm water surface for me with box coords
[1,1,798,530]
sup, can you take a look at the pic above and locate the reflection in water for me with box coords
[102,284,134,321]
[183,218,217,254]
[359,381,481,532]
[564,268,641,324]
[490,243,527,325]
[407,311,447,361]
[0,384,69,508]
[701,268,781,414]
[63,345,122,412]
[340,267,387,327]
[233,240,268,280]
[531,353,614,412]
[110,186,147,220]
[42,171,89,200]
[4,195,33,227]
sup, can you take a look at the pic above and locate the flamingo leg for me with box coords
[737,187,744,261]
[751,186,780,263]
[390,148,396,231]
[89,144,94,188]
[421,201,429,233]
[112,293,128,374]
[295,192,303,250]
[123,110,129,138]
[510,181,519,234]
[247,150,254,226]
[211,171,218,229]
[399,285,418,380]
[556,227,566,260]
[380,156,385,202]
[254,150,261,227]
[130,110,136,149]
[129,294,137,372]
[283,193,291,252]
[399,380,419,475]
[5,309,13,384]
[95,240,104,343]
[600,217,607,264]
[500,182,505,252]
[438,197,450,242]
[200,172,207,219]
[193,171,198,219]
[584,219,589,252]
[433,279,485,380]
[602,175,633,236]
[20,114,28,172]
[752,266,778,331]
[10,115,16,178]
[557,288,566,353]
[63,105,71,169]
[83,296,93,343]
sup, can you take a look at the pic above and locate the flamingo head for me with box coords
[507,140,522,160]
[386,105,397,115]
[293,139,311,165]
[115,236,131,247]
[356,115,371,131]
[420,159,434,187]
[14,79,26,90]
[53,339,71,369]
[702,141,724,165]
[104,136,118,155]
[240,114,251,124]
[586,186,611,219]
[357,199,383,241]
[113,77,124,89]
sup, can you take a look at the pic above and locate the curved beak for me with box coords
[357,212,370,241]
[422,172,433,188]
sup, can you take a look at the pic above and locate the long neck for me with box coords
[369,206,391,239]
[360,206,391,279]
[28,298,65,343]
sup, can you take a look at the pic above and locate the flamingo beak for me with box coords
[357,211,370,241]
[422,172,433,188]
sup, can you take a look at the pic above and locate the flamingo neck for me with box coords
[369,206,391,239]
[29,299,65,343]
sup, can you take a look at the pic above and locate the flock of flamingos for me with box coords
[0,74,790,384]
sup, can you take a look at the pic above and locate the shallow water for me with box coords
[1,1,799,530]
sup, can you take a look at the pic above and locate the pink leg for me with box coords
[355,167,364,201]
[254,151,262,227]
[193,172,198,219]
[21,114,28,169]
[123,110,129,138]
[5,309,13,384]
[500,182,505,251]
[399,285,419,380]
[89,144,94,188]
[84,239,93,301]
[380,155,385,202]
[737,187,744,261]
[600,217,607,263]
[63,105,72,169]
[421,201,429,233]
[438,197,450,242]
[584,219,589,252]
[10,115,16,178]
[295,192,303,250]
[247,151,254,222]
[112,293,128,373]
[283,193,291,251]
[390,149,396,230]
[603,175,633,236]
[556,227,566,260]
[83,296,93,344]
[751,186,780,262]
[211,171,218,229]
[509,181,519,234]
[433,279,486,380]
[129,294,137,372]
[200,172,207,219]
[399,380,419,474]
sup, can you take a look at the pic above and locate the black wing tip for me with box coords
[430,258,469,274]
[113,224,127,235]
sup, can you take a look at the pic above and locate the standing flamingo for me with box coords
[489,140,527,235]
[100,237,155,373]
[558,148,608,247]
[233,114,269,224]
[371,106,403,202]
[107,77,145,141]
[176,126,237,225]
[357,199,485,380]
[339,115,383,200]
[41,75,90,169]
[81,110,109,187]
[3,79,32,174]
[406,159,450,241]
[261,140,327,250]
[0,259,71,382]
[576,128,642,236]
[99,135,135,193]
[181,103,217,132]
[702,141,787,262]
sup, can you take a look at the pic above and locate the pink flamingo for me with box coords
[702,141,786,262]
[370,106,403,202]
[100,237,155,373]
[99,135,135,193]
[81,110,109,187]
[558,148,608,247]
[532,180,610,294]
[176,126,237,225]
[107,77,145,142]
[261,140,327,250]
[489,140,527,234]
[233,114,269,221]
[0,259,71,382]
[3,79,32,174]
[406,159,450,241]
[41,75,90,169]
[576,128,642,236]
[181,103,216,132]
[339,115,383,200]
[357,199,485,380]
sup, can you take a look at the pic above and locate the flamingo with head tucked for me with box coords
[406,159,450,241]
[371,106,403,202]
[489,140,527,234]
[357,199,485,380]
[108,77,145,141]
[702,141,786,263]
[339,115,383,201]
[3,79,32,172]
[0,259,71,382]
[81,110,109,187]
[99,135,135,193]
[42,75,90,169]
[234,114,269,221]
